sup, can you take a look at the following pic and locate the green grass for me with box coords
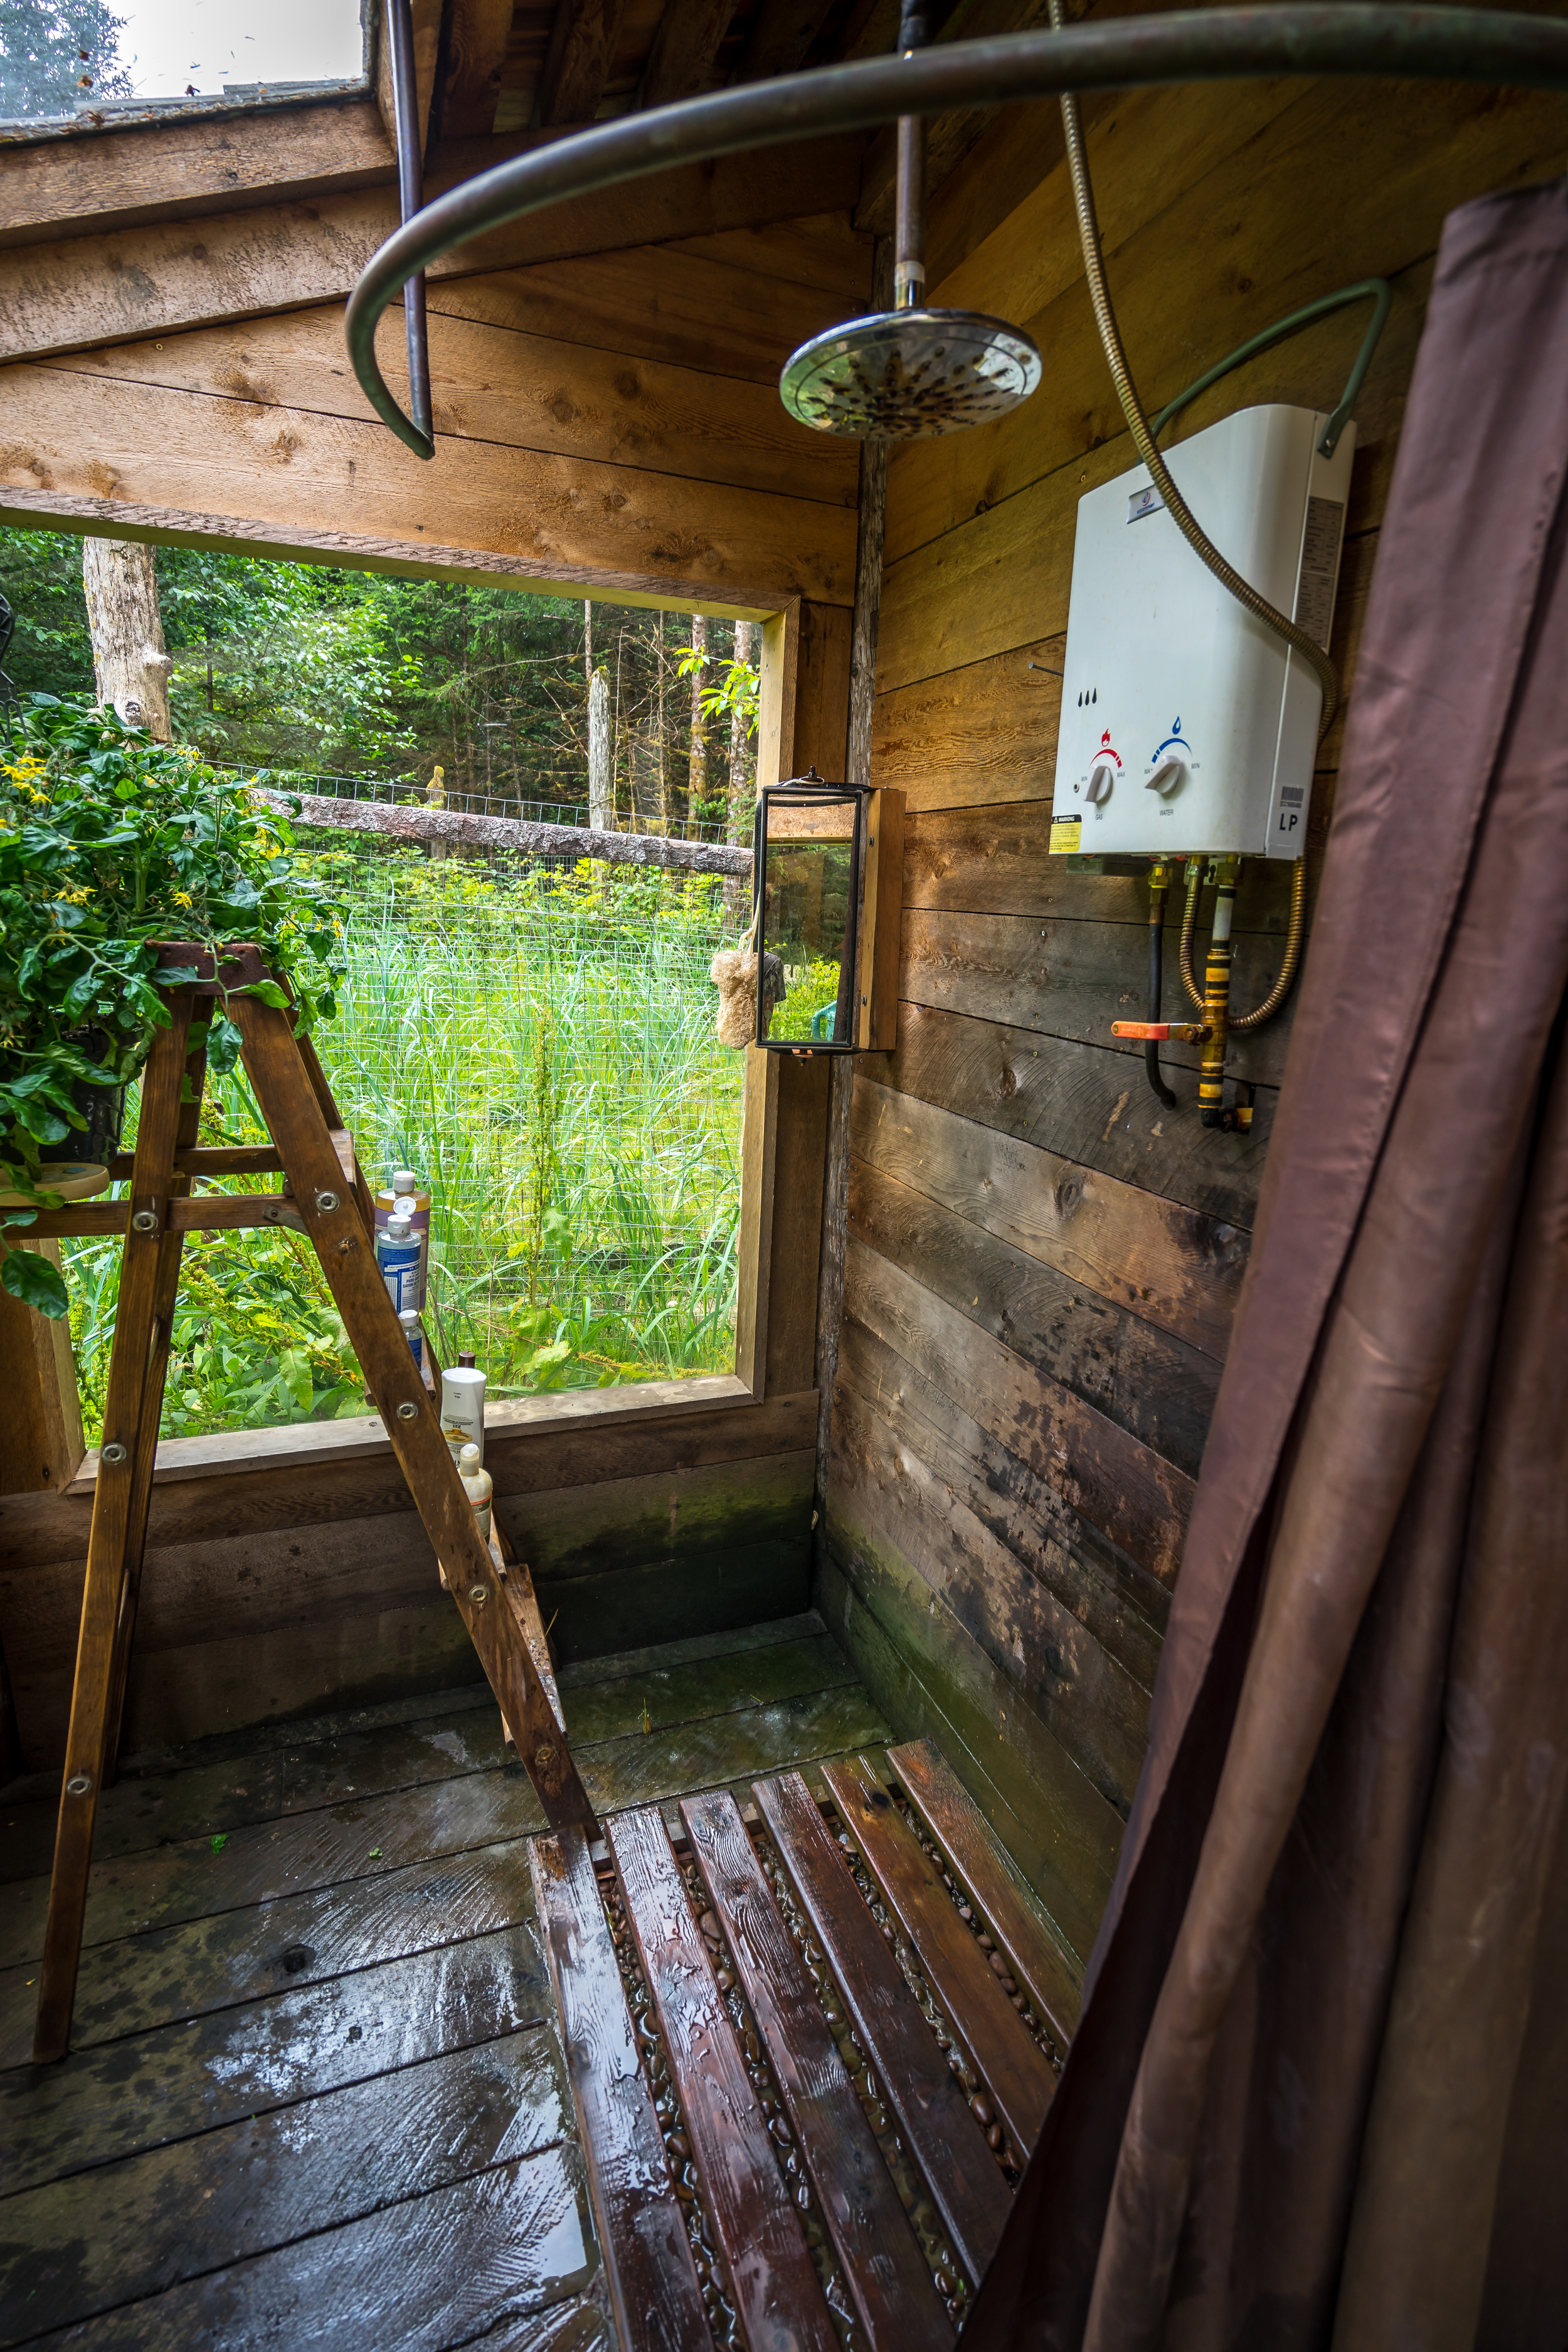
[65,848,746,1441]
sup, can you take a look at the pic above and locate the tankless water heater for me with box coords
[1049,404,1355,861]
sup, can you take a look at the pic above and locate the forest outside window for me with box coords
[1,528,783,1464]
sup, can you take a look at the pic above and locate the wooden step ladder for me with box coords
[25,947,595,2065]
[531,1738,1082,2350]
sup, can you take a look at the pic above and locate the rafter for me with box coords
[441,0,521,138]
[536,0,630,126]
[640,0,740,109]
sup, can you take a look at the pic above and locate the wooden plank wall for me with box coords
[0,1382,819,1771]
[0,209,869,612]
[817,75,1568,1968]
[0,200,867,1767]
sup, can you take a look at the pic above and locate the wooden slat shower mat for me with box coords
[530,1737,1081,2351]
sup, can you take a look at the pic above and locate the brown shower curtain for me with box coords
[966,175,1568,2352]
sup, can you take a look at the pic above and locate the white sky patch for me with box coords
[112,0,364,98]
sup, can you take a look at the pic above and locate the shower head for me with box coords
[778,4,1040,440]
[780,306,1042,438]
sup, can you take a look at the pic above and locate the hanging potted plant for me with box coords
[0,693,346,1318]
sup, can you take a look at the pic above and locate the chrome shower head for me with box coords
[778,2,1039,440]
[780,306,1042,438]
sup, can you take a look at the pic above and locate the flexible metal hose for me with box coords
[1180,859,1204,1014]
[1048,28,1328,1037]
[1232,855,1306,1029]
[1179,853,1307,1026]
[1046,0,1340,737]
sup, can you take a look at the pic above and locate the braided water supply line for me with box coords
[1180,856,1307,1027]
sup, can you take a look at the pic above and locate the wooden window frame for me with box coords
[44,588,850,1499]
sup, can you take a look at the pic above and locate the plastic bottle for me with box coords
[441,1360,485,1465]
[459,1442,493,1542]
[398,1307,423,1372]
[377,1214,421,1315]
[374,1168,432,1306]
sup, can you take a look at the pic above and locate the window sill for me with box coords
[64,1371,757,1496]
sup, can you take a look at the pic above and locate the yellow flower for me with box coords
[172,891,193,908]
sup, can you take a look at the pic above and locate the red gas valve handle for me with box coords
[1111,1020,1209,1043]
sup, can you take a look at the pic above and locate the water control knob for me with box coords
[1085,761,1116,805]
[1146,756,1185,797]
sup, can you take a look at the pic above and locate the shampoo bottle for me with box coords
[377,1214,421,1315]
[441,1360,485,1465]
[374,1168,432,1306]
[459,1442,493,1542]
[398,1307,423,1372]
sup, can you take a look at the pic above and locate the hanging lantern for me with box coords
[752,771,869,1052]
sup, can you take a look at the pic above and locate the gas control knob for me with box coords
[1146,756,1185,797]
[1085,761,1116,805]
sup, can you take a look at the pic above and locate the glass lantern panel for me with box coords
[760,800,858,1046]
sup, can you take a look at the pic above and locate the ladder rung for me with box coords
[18,1196,309,1239]
[107,1146,285,1179]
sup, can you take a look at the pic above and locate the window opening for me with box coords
[1,529,758,1441]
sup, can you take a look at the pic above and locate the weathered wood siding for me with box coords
[0,1384,818,1771]
[0,212,867,613]
[818,76,1568,1963]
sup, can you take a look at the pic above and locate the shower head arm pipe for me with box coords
[894,0,928,312]
[346,6,1568,460]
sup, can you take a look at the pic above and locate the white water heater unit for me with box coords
[1049,403,1355,861]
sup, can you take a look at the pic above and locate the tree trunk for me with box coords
[728,617,758,844]
[686,612,708,838]
[588,667,613,830]
[82,539,171,739]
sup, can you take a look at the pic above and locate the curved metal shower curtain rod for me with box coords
[348,3,1568,459]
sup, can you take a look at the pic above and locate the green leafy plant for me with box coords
[0,692,346,1315]
[675,647,760,741]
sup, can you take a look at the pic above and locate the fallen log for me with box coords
[254,788,753,877]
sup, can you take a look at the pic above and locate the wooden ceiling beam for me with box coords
[536,0,630,126]
[0,101,395,252]
[640,0,739,109]
[440,0,520,138]
[0,134,865,363]
[0,359,856,609]
[374,0,447,157]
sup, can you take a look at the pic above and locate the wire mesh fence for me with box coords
[63,835,748,1443]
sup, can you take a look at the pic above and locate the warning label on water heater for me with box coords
[1295,497,1346,649]
[1049,815,1082,854]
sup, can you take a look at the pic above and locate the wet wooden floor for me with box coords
[0,1611,891,2349]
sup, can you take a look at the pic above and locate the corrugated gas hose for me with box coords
[1179,852,1306,1025]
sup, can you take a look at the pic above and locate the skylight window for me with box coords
[1,0,366,129]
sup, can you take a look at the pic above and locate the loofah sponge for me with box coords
[711,948,786,1047]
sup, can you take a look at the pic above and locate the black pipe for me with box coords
[345,8,1568,458]
[1147,880,1176,1108]
[385,0,432,447]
